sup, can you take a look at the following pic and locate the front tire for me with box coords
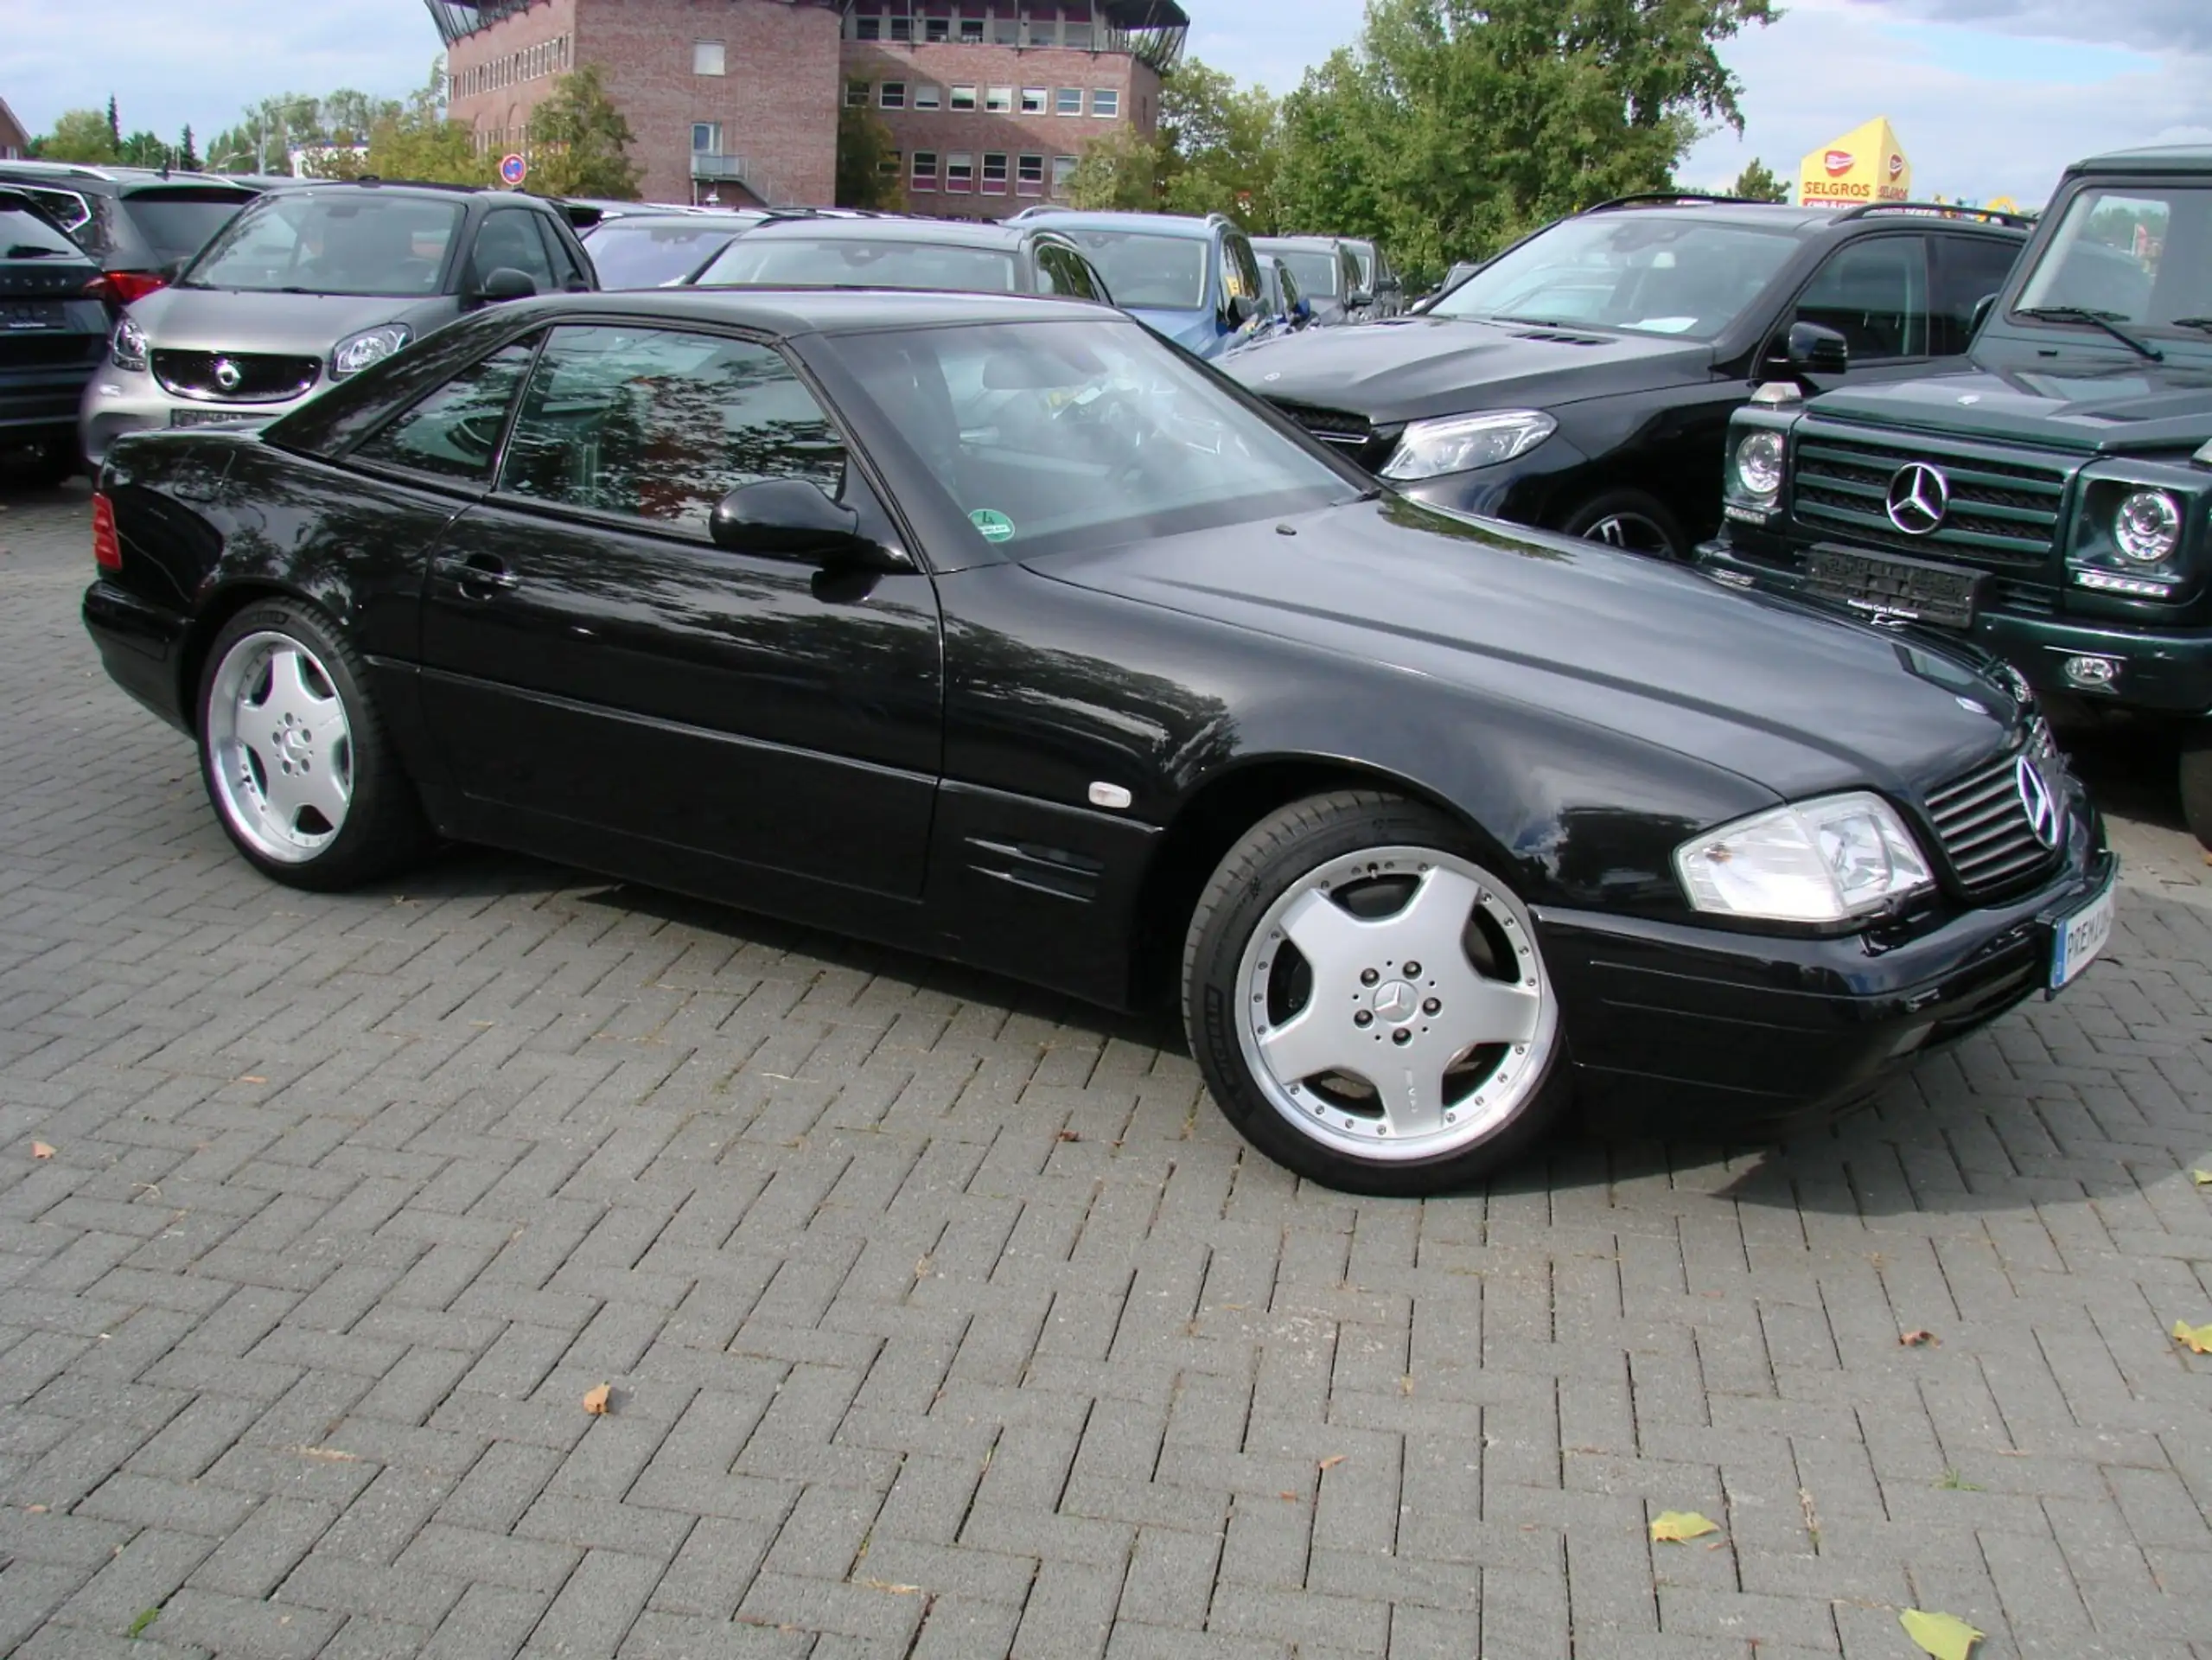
[1182,791,1571,1196]
[2182,723,2212,851]
[1559,488,1686,561]
[196,601,430,891]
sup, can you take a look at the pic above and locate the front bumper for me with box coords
[80,363,307,469]
[1538,804,2113,1128]
[83,578,194,735]
[1697,535,2212,718]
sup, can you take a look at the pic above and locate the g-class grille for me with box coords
[1924,722,2067,897]
[151,349,321,403]
[1792,428,2072,567]
[1267,399,1399,471]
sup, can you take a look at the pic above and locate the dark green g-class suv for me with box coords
[1698,144,2212,846]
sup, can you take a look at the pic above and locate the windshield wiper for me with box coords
[2167,317,2212,334]
[2015,306,2163,361]
[5,245,64,259]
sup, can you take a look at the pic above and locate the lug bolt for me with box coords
[1392,1029,1412,1046]
[1423,998,1441,1015]
[1403,961,1422,978]
[1360,968,1379,986]
[1354,1011,1374,1028]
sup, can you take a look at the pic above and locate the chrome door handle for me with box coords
[434,554,520,594]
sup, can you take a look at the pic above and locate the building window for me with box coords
[1064,19,1093,48]
[889,16,912,41]
[911,150,938,191]
[925,16,948,41]
[946,152,973,194]
[1051,155,1078,196]
[880,81,907,109]
[878,152,902,182]
[1022,87,1049,115]
[993,15,1020,44]
[1091,89,1119,118]
[913,83,940,110]
[1017,153,1045,196]
[855,16,880,38]
[845,80,870,109]
[1055,88,1083,117]
[950,86,978,112]
[959,16,985,42]
[985,86,1013,114]
[692,122,721,155]
[982,153,1009,195]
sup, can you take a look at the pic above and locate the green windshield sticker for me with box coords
[969,508,1017,544]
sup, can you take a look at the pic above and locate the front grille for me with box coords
[1266,399,1400,472]
[1923,722,2066,897]
[151,348,320,403]
[1791,427,2072,567]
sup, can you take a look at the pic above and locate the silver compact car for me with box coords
[81,182,594,465]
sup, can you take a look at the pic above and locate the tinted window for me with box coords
[585,220,745,288]
[1432,215,1801,339]
[1272,251,1339,297]
[534,217,591,291]
[0,206,83,259]
[1224,236,1262,305]
[1931,234,2022,354]
[354,338,538,481]
[1058,231,1207,310]
[117,188,256,264]
[696,236,1018,292]
[185,194,465,297]
[499,325,847,532]
[1034,243,1101,301]
[1794,236,1928,361]
[2014,186,2212,329]
[471,210,558,294]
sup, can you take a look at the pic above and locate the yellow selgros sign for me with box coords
[1799,118,1911,208]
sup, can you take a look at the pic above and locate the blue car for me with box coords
[1008,208,1267,358]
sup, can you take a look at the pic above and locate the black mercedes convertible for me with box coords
[81,289,2115,1195]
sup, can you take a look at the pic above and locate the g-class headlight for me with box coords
[1676,793,1935,924]
[1733,431,1785,504]
[2113,488,2182,564]
[1380,410,1555,481]
[331,324,411,379]
[111,316,149,373]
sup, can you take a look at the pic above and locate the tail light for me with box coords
[96,270,169,305]
[92,493,121,571]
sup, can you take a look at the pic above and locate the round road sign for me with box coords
[499,152,527,187]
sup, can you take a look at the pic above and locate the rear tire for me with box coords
[2182,723,2212,851]
[1182,790,1572,1196]
[1559,488,1686,561]
[196,601,431,891]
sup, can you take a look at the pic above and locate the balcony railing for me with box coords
[691,153,750,182]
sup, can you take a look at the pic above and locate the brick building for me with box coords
[423,0,1187,214]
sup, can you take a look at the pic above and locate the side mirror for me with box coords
[471,266,539,305]
[1784,320,1850,377]
[1377,275,1402,294]
[1969,293,1997,337]
[1226,292,1258,328]
[708,478,890,566]
[1347,289,1374,311]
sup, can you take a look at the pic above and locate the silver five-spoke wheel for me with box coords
[204,630,354,863]
[1234,845,1559,1163]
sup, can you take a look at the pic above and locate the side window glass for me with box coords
[1794,237,1928,362]
[471,209,559,294]
[1036,244,1098,301]
[352,337,538,482]
[1930,234,2022,355]
[498,325,848,534]
[1223,236,1262,306]
[532,216,589,291]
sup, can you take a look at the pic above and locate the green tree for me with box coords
[353,62,479,185]
[36,108,121,163]
[1731,156,1788,202]
[835,105,905,210]
[178,125,201,170]
[105,95,120,149]
[526,64,641,200]
[1157,60,1281,229]
[207,93,322,173]
[1067,126,1169,211]
[117,131,173,169]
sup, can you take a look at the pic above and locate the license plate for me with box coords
[3,302,64,330]
[2049,875,2116,995]
[170,407,251,429]
[1803,546,1981,629]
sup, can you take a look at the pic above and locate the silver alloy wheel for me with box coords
[1234,846,1559,1162]
[205,630,354,863]
[1585,512,1676,557]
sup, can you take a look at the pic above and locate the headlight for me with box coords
[111,316,148,372]
[331,324,411,379]
[1380,409,1555,481]
[1733,431,1785,502]
[2113,488,2181,564]
[1676,792,1935,924]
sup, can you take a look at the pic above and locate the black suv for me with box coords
[1700,144,2212,846]
[0,188,108,483]
[1221,195,2029,559]
[0,162,265,306]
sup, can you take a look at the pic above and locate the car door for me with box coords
[1778,233,1938,390]
[1929,233,2024,356]
[467,208,562,296]
[413,320,944,899]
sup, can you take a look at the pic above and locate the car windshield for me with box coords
[119,189,257,265]
[1431,215,1801,338]
[1272,251,1341,297]
[696,236,1018,291]
[587,220,750,288]
[182,194,464,297]
[821,317,1363,559]
[1,206,81,259]
[2013,184,2212,331]
[1057,231,1208,310]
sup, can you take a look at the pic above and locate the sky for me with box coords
[5,0,2209,207]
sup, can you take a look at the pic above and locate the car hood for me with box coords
[1218,315,1712,423]
[1029,495,2020,805]
[131,285,449,354]
[1810,352,2212,455]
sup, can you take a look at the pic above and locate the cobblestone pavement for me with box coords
[2,478,2209,1660]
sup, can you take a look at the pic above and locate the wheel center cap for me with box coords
[1369,980,1418,1025]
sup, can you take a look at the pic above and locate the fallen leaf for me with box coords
[1899,1330,1940,1347]
[1056,1130,1081,1142]
[30,1142,53,1160]
[1649,1510,1719,1543]
[857,1579,923,1596]
[238,1076,267,1085]
[127,1606,160,1639]
[583,1383,613,1415]
[2172,1319,2212,1356]
[26,1504,46,1514]
[2192,1170,2212,1185]
[1318,1454,1348,1471]
[1278,1491,1298,1502]
[1899,1607,1984,1659]
[288,1446,358,1463]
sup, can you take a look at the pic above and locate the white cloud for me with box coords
[1843,0,2212,56]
